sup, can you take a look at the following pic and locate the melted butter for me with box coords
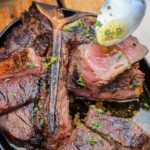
[96,21,126,46]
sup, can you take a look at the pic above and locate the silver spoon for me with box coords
[96,0,146,46]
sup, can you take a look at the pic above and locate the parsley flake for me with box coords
[90,138,98,145]
[39,117,45,126]
[77,74,86,87]
[27,62,34,68]
[91,121,101,130]
[15,60,20,66]
[12,92,17,97]
[45,57,57,69]
[97,108,105,114]
[96,20,103,27]
[144,102,149,108]
[82,137,88,142]
[105,29,112,35]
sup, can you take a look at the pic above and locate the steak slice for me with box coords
[68,36,147,93]
[3,4,53,57]
[63,125,116,150]
[85,106,150,148]
[68,63,145,101]
[0,75,39,115]
[0,103,42,148]
[0,48,43,80]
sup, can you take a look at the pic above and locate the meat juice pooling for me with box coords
[96,0,146,46]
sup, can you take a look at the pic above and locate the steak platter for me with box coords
[0,2,150,150]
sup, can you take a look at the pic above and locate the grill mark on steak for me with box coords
[0,75,39,116]
[63,125,117,150]
[0,103,42,148]
[15,113,29,126]
[85,106,150,148]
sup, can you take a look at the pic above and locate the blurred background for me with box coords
[0,0,149,62]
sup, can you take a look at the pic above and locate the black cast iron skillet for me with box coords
[0,3,150,149]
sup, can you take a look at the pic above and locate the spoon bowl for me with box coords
[96,0,146,46]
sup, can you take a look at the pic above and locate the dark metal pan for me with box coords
[0,3,150,149]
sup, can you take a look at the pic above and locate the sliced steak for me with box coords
[0,103,42,148]
[63,125,116,150]
[0,48,43,80]
[68,36,147,93]
[85,106,150,148]
[68,63,145,101]
[0,75,39,115]
[3,4,53,56]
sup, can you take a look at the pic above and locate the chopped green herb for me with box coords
[131,83,137,90]
[79,27,94,37]
[91,121,101,130]
[105,29,112,35]
[65,26,73,32]
[97,108,105,114]
[105,135,112,140]
[82,137,88,142]
[79,31,85,36]
[90,138,98,145]
[77,74,86,87]
[117,53,124,60]
[45,57,57,69]
[27,62,34,68]
[144,102,149,108]
[12,92,17,97]
[96,20,103,27]
[65,20,83,32]
[116,27,124,36]
[88,130,94,135]
[76,20,83,27]
[15,60,20,66]
[39,117,45,126]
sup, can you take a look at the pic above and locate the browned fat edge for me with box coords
[36,3,96,134]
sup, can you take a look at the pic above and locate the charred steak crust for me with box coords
[0,75,39,116]
[63,125,116,150]
[0,103,42,148]
[68,63,145,101]
[85,106,150,148]
[67,36,147,101]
